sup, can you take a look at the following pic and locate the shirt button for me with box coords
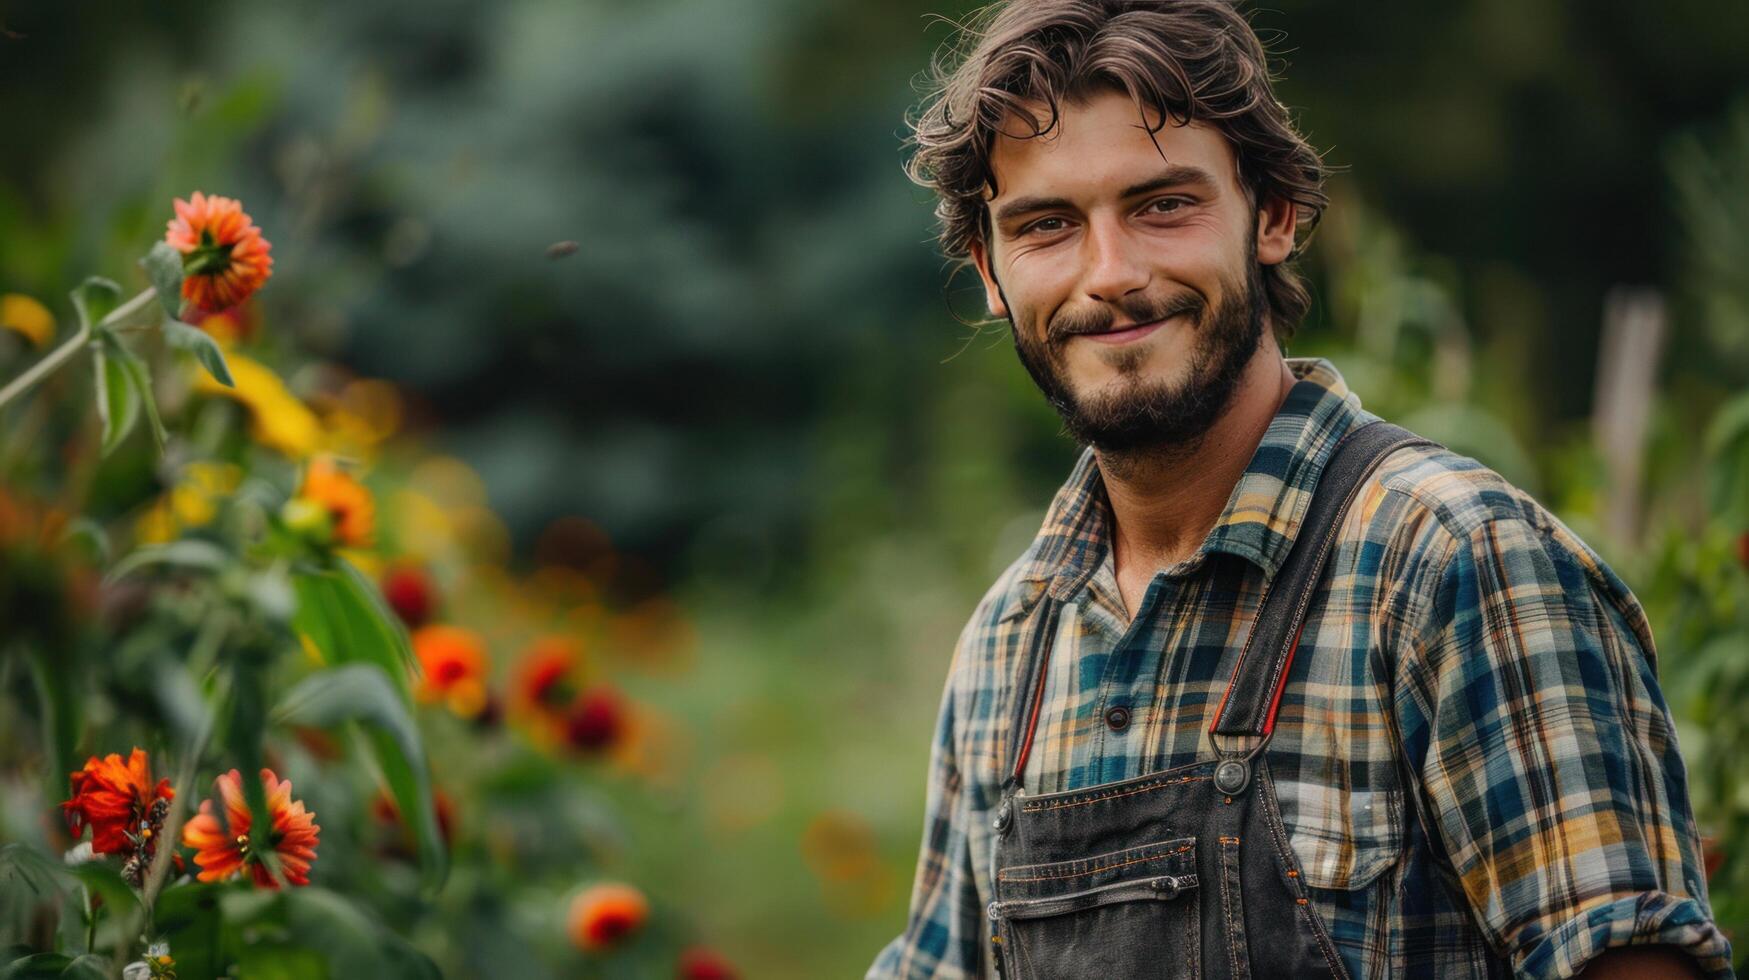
[1104,705,1131,732]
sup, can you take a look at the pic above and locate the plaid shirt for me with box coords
[867,357,1731,979]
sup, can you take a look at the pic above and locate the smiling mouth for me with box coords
[1070,315,1178,346]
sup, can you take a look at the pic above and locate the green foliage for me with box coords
[93,345,140,456]
[95,331,165,454]
[67,278,120,330]
[289,561,417,691]
[272,666,447,888]
[139,243,184,322]
[0,953,109,979]
[163,319,234,388]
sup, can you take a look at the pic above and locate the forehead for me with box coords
[983,89,1241,205]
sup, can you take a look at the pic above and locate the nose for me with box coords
[1080,214,1149,304]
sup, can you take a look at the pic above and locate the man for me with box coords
[866,2,1731,978]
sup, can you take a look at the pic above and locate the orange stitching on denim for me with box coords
[1017,774,1210,812]
[1221,846,1244,980]
[1219,835,1241,845]
[997,842,1194,882]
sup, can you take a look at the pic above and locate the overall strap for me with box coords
[1208,420,1436,743]
[1002,596,1062,792]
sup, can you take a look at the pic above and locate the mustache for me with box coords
[1046,292,1206,342]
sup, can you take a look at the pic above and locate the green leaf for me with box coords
[97,332,166,454]
[282,889,441,979]
[63,864,139,919]
[154,883,230,980]
[140,242,185,320]
[68,277,122,328]
[0,953,72,980]
[25,651,79,814]
[0,845,71,940]
[94,344,140,457]
[233,943,326,980]
[55,955,106,980]
[163,319,234,387]
[1704,389,1749,458]
[55,517,109,566]
[105,540,229,583]
[290,560,416,687]
[272,665,447,888]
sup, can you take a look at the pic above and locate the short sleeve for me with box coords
[1394,515,1733,979]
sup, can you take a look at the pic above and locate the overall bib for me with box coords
[985,420,1434,980]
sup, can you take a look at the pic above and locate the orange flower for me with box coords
[565,881,649,952]
[181,768,320,888]
[61,748,174,857]
[164,192,274,315]
[292,456,374,547]
[412,624,490,717]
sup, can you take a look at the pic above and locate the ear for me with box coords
[968,237,1010,319]
[1255,193,1298,266]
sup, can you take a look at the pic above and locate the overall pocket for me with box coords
[990,836,1200,980]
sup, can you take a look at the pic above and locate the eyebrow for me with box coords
[991,164,1220,227]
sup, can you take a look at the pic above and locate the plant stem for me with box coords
[0,287,159,411]
[131,612,233,965]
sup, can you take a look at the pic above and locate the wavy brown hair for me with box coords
[905,0,1330,342]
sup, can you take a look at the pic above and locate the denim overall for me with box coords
[985,421,1433,980]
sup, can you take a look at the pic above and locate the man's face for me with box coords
[969,88,1297,452]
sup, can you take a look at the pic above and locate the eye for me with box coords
[1144,197,1191,216]
[1020,216,1068,236]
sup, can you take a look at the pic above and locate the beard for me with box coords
[1006,253,1267,456]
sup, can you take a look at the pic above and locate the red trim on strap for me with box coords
[1010,632,1056,786]
[1260,617,1310,736]
[1207,610,1310,738]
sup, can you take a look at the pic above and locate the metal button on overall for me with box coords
[1103,704,1131,732]
[1215,759,1250,795]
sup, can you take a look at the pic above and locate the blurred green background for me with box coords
[4,0,1749,975]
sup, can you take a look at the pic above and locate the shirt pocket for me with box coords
[1286,782,1405,891]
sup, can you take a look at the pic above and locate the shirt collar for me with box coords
[1016,357,1367,602]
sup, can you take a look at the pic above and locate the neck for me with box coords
[1095,345,1298,572]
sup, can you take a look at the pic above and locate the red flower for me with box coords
[566,882,649,952]
[62,748,174,857]
[181,768,320,888]
[163,192,274,315]
[512,636,581,714]
[381,562,438,628]
[564,686,626,754]
[677,946,739,980]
